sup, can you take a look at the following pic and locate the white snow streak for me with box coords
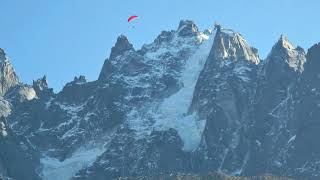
[153,31,215,151]
[288,135,296,144]
[41,146,105,180]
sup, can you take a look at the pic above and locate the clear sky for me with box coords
[1,0,319,91]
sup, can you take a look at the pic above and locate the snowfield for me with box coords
[41,145,106,180]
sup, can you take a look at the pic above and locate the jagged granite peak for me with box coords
[0,48,6,61]
[177,20,199,37]
[33,75,49,91]
[74,75,86,83]
[98,35,136,81]
[210,24,260,64]
[277,42,320,178]
[153,30,175,45]
[32,75,54,99]
[57,75,91,103]
[0,48,20,95]
[247,36,306,178]
[109,35,134,60]
[188,24,261,175]
[279,34,294,49]
[265,35,306,73]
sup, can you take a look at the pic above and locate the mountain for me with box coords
[0,20,319,180]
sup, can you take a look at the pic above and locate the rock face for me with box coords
[0,48,19,96]
[245,36,306,176]
[0,118,40,180]
[189,24,260,175]
[285,43,320,178]
[1,20,320,180]
[33,75,54,99]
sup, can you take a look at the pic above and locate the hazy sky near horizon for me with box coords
[1,0,319,91]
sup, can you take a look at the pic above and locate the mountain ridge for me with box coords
[0,20,319,180]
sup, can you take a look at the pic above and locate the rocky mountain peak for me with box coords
[98,35,134,81]
[275,34,295,50]
[177,20,199,37]
[67,75,87,86]
[32,75,54,98]
[0,48,6,62]
[266,35,306,73]
[73,75,86,84]
[109,35,134,59]
[154,30,175,45]
[0,48,20,96]
[214,23,222,33]
[210,25,260,64]
[33,75,48,91]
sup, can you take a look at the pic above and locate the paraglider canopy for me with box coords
[128,15,138,22]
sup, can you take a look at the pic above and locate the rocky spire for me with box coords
[32,75,54,98]
[210,25,260,64]
[0,48,20,96]
[73,75,86,84]
[266,35,306,73]
[109,35,134,59]
[0,48,6,62]
[177,20,199,37]
[98,35,135,81]
[33,75,48,91]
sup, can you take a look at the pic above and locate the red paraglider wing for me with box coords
[128,15,138,22]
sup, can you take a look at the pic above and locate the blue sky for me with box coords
[1,0,319,91]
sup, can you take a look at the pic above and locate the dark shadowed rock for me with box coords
[177,20,199,37]
[245,36,306,176]
[284,43,320,178]
[33,75,54,99]
[0,118,40,180]
[110,35,134,60]
[98,35,135,81]
[189,25,260,175]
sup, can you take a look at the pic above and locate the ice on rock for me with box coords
[288,135,296,144]
[153,30,215,151]
[0,121,8,137]
[41,145,106,180]
[126,27,215,151]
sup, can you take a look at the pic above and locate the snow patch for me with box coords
[255,140,262,146]
[288,135,296,144]
[0,121,7,137]
[41,145,105,180]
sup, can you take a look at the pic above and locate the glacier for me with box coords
[153,30,215,151]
